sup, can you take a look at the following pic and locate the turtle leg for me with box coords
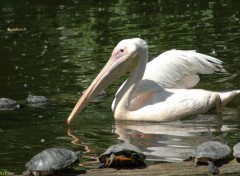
[237,158,240,162]
[131,153,137,163]
[98,153,116,168]
[105,153,115,167]
[23,171,31,176]
[194,158,198,167]
[31,171,40,176]
[207,160,219,174]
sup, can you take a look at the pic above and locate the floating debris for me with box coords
[7,27,27,32]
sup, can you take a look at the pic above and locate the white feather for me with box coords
[141,49,225,89]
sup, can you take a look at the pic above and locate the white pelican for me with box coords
[66,38,240,124]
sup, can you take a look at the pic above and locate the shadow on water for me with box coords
[0,0,240,175]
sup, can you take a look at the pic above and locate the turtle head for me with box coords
[75,151,82,158]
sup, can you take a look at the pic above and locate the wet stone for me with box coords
[0,98,20,110]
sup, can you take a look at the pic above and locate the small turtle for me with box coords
[82,89,107,102]
[192,141,231,174]
[26,94,48,105]
[233,142,240,162]
[24,148,82,176]
[98,143,146,168]
[0,98,20,110]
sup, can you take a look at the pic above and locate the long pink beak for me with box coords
[66,54,129,125]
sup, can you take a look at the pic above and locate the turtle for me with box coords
[233,142,240,162]
[98,143,146,168]
[82,89,107,102]
[191,141,231,174]
[0,98,20,110]
[26,94,48,105]
[24,148,82,176]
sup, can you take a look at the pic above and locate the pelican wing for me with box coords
[141,49,226,89]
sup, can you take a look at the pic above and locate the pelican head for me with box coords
[66,38,148,125]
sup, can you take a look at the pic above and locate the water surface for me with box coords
[0,0,240,174]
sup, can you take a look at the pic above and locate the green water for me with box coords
[1,0,240,174]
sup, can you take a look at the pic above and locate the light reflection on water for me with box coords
[0,0,240,174]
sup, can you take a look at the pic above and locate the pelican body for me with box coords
[67,38,240,124]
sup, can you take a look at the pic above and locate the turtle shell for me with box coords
[194,141,231,160]
[0,98,20,110]
[99,143,146,164]
[25,148,81,172]
[26,94,48,104]
[233,142,240,158]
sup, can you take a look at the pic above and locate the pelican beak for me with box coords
[66,50,135,125]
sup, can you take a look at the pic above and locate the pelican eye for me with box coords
[120,49,124,52]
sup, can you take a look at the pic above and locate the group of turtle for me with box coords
[23,143,145,176]
[0,90,107,110]
[23,141,240,175]
[0,94,48,110]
